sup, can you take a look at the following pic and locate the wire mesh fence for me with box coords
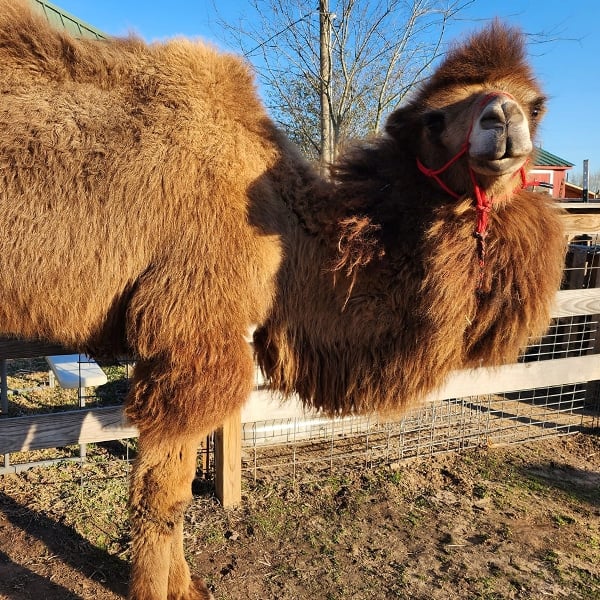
[240,384,598,484]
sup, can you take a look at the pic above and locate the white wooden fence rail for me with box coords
[0,348,597,455]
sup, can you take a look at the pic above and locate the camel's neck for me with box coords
[253,140,419,414]
[253,134,565,418]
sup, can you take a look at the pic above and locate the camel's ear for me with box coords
[385,106,412,140]
[385,106,427,144]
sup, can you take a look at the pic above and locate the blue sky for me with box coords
[52,1,599,177]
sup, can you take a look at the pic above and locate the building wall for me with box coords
[529,168,568,197]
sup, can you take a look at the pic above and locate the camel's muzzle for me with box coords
[468,95,532,175]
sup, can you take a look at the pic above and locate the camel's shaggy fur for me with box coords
[0,2,565,599]
[255,23,565,415]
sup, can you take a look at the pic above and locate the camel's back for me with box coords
[0,0,283,349]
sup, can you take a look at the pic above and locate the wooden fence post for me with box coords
[214,407,242,508]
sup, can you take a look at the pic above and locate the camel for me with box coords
[0,2,565,598]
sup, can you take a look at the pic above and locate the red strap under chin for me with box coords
[415,91,533,290]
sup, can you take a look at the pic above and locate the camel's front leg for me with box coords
[128,432,211,600]
[124,330,253,599]
[169,516,213,600]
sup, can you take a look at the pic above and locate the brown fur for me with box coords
[256,22,565,416]
[0,4,565,599]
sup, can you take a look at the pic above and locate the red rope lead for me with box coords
[470,167,492,241]
[469,166,492,291]
[471,162,529,285]
[416,91,532,292]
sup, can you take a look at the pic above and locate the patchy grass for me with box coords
[3,434,596,600]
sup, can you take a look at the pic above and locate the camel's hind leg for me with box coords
[128,432,211,600]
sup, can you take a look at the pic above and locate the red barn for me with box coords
[529,147,574,198]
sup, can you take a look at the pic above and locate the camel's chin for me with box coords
[469,156,526,177]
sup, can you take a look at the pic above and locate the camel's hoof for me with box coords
[189,577,214,600]
[166,577,213,600]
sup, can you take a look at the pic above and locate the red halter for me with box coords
[416,92,535,287]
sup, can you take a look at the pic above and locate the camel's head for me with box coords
[386,21,545,200]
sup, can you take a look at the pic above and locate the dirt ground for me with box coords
[0,432,598,600]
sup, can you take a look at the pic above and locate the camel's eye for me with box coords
[530,97,546,120]
[423,111,445,138]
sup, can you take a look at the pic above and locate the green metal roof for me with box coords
[533,147,574,168]
[30,0,107,39]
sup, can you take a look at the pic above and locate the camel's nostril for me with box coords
[478,104,506,131]
[480,115,505,131]
[477,97,527,131]
[502,101,525,125]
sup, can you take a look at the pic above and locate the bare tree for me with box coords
[569,168,600,196]
[217,0,475,164]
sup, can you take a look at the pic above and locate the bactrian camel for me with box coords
[0,3,565,598]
